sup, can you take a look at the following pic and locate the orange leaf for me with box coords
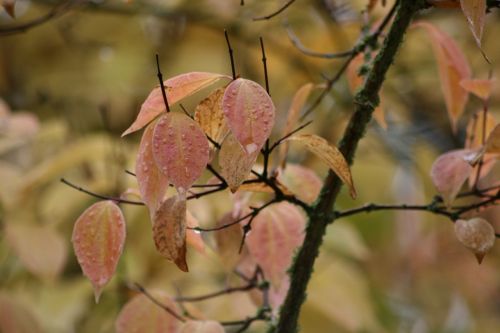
[465,109,497,150]
[180,320,225,333]
[454,217,496,264]
[278,164,322,204]
[153,195,188,272]
[460,78,494,100]
[430,149,473,206]
[278,83,315,168]
[115,291,181,333]
[246,202,306,288]
[460,0,486,47]
[72,200,126,302]
[222,78,275,154]
[122,72,230,136]
[285,134,357,199]
[5,224,67,280]
[484,123,500,153]
[135,121,169,214]
[219,132,259,192]
[415,22,471,131]
[1,0,15,18]
[152,112,209,192]
[194,87,230,159]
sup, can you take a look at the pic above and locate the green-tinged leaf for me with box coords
[72,200,126,302]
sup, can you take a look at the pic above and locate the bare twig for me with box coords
[129,283,186,322]
[225,30,236,80]
[253,0,296,21]
[60,178,144,205]
[155,54,171,113]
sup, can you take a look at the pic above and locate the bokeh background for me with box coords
[1,0,500,332]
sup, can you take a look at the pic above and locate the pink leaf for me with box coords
[122,72,230,136]
[5,223,67,280]
[460,0,486,47]
[0,294,43,333]
[135,121,169,214]
[246,202,306,288]
[415,22,471,131]
[430,149,474,206]
[115,291,181,333]
[186,211,205,254]
[278,164,322,204]
[153,195,188,272]
[72,201,126,302]
[152,112,209,192]
[219,132,259,192]
[222,78,275,154]
[180,320,225,333]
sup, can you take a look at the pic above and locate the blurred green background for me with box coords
[1,0,500,332]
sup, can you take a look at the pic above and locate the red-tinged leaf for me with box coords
[278,83,314,168]
[484,123,500,153]
[278,164,322,204]
[186,211,205,254]
[246,202,306,288]
[219,132,259,192]
[72,201,126,302]
[222,78,275,154]
[430,149,473,206]
[1,0,15,18]
[153,195,188,272]
[152,112,209,192]
[346,53,387,129]
[460,0,486,46]
[285,134,357,199]
[460,78,495,100]
[214,211,248,269]
[194,87,230,159]
[115,291,181,333]
[122,72,230,136]
[0,294,43,333]
[5,224,67,280]
[415,22,471,131]
[454,217,496,264]
[135,121,169,214]
[181,320,225,333]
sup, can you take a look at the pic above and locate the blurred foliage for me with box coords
[0,0,500,332]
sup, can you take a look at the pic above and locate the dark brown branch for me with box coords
[225,30,236,80]
[253,0,296,21]
[0,0,75,36]
[60,178,145,205]
[260,36,271,178]
[155,54,171,113]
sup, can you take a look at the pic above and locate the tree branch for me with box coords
[272,1,426,332]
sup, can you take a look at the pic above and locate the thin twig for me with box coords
[260,36,271,178]
[155,54,171,113]
[225,30,236,80]
[253,0,296,21]
[60,178,144,205]
[129,283,186,322]
[174,283,257,302]
[268,120,313,152]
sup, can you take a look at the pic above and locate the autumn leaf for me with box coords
[454,217,496,263]
[219,132,259,192]
[278,163,322,204]
[214,211,248,269]
[222,78,275,154]
[460,78,495,101]
[194,87,230,159]
[186,211,205,254]
[135,121,169,214]
[180,320,225,333]
[246,202,306,288]
[430,149,473,206]
[5,223,67,280]
[72,200,126,302]
[460,0,486,47]
[1,0,15,18]
[278,83,315,168]
[0,294,43,333]
[484,123,500,153]
[153,195,188,272]
[152,112,209,192]
[465,110,497,150]
[285,134,357,199]
[115,291,181,333]
[122,72,230,136]
[415,22,471,131]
